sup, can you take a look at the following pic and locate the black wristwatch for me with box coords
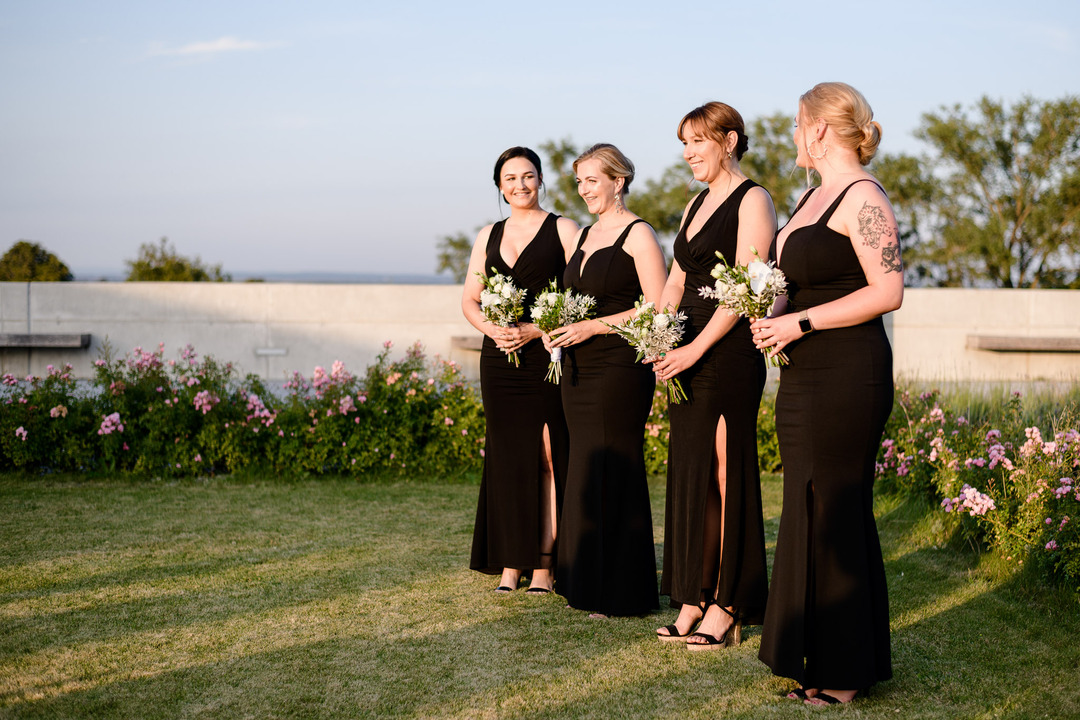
[798,310,814,334]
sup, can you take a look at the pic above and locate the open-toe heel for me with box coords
[718,605,742,646]
[656,601,705,642]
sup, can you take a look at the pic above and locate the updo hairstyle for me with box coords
[572,143,635,195]
[493,146,544,194]
[677,102,749,160]
[799,82,882,165]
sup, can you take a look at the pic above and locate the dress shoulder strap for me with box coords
[818,179,886,226]
[790,187,816,217]
[485,219,506,253]
[614,218,647,250]
[574,225,592,252]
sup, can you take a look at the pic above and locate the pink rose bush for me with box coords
[876,387,1080,592]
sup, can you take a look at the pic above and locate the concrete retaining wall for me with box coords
[2,283,1079,383]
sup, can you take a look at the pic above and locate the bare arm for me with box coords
[549,222,668,348]
[461,224,531,354]
[751,180,903,354]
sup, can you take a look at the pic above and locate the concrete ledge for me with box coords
[966,335,1080,353]
[451,335,483,352]
[0,333,92,349]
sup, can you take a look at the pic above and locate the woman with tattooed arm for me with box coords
[751,82,903,707]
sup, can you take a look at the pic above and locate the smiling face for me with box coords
[575,157,620,215]
[680,120,728,183]
[498,156,541,209]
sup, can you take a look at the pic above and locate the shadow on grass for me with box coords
[4,479,1080,719]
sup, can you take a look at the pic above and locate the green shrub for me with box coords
[1,341,484,480]
[876,384,1080,592]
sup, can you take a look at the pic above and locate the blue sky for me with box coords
[2,1,1078,279]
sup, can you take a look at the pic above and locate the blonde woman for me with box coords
[465,147,578,594]
[546,143,667,617]
[651,103,776,649]
[753,83,903,705]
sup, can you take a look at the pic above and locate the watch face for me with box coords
[799,317,812,333]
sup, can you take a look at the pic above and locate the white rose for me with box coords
[653,313,670,329]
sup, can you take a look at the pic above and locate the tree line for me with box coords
[438,94,1080,289]
[0,237,231,282]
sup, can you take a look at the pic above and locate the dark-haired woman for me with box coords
[650,102,776,648]
[753,82,903,706]
[546,143,668,617]
[465,147,579,593]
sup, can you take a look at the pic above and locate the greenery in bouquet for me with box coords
[604,298,688,405]
[529,279,596,383]
[699,247,789,367]
[476,267,526,367]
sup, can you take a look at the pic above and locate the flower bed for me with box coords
[0,341,485,479]
[877,387,1080,592]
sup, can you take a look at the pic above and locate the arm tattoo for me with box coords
[857,202,891,249]
[881,242,903,274]
[857,201,903,274]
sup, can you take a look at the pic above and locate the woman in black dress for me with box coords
[544,143,667,617]
[752,83,903,705]
[650,103,776,648]
[464,147,579,594]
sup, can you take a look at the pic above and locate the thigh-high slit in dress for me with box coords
[660,180,768,624]
[470,213,570,576]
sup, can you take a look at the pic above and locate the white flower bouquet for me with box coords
[605,298,689,404]
[699,247,789,367]
[476,268,527,366]
[530,279,597,384]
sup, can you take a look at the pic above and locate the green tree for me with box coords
[537,138,590,225]
[628,162,697,238]
[435,231,473,283]
[0,241,74,281]
[910,95,1080,288]
[742,112,803,222]
[125,237,231,282]
[871,153,941,286]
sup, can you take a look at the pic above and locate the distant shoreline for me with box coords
[69,270,459,285]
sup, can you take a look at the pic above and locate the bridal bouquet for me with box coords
[699,247,789,367]
[477,268,527,366]
[530,280,597,384]
[605,298,689,404]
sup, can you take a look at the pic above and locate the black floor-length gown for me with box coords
[556,219,659,616]
[470,214,570,576]
[759,180,894,689]
[660,181,768,623]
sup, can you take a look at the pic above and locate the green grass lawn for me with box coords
[1,474,1078,719]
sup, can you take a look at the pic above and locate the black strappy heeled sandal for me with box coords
[686,605,741,651]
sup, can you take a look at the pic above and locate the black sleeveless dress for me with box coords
[758,180,894,689]
[556,219,660,616]
[660,181,768,623]
[470,214,570,576]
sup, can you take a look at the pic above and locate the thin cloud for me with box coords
[149,36,283,58]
